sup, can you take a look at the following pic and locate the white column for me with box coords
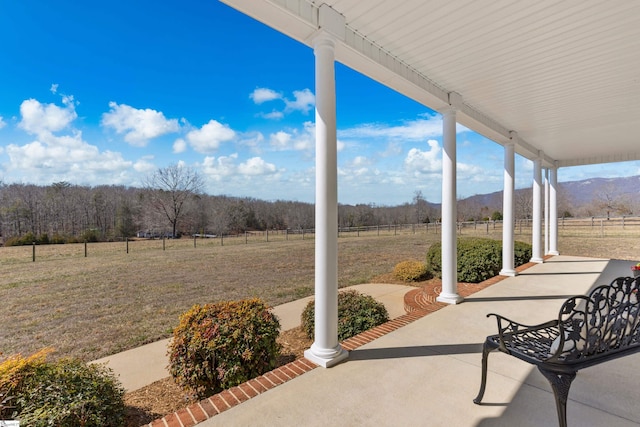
[437,105,463,304]
[549,165,560,255]
[500,139,516,276]
[304,33,348,368]
[530,155,543,263]
[544,168,550,255]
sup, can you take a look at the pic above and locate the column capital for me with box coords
[438,92,462,115]
[310,30,337,51]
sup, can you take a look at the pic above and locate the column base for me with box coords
[499,269,517,277]
[530,257,544,264]
[304,343,349,368]
[548,251,559,256]
[436,293,464,305]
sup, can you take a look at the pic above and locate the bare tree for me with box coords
[515,189,533,220]
[593,183,632,219]
[143,164,205,238]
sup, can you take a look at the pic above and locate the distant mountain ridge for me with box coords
[458,175,640,216]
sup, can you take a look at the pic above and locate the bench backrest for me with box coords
[554,276,640,361]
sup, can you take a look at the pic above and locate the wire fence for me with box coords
[3,215,640,264]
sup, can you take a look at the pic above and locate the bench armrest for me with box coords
[487,313,558,352]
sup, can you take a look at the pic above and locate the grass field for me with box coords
[2,227,639,363]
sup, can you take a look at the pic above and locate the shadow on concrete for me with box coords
[349,342,483,361]
[464,295,576,303]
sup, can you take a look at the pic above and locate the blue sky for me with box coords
[1,1,638,206]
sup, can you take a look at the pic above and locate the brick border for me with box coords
[145,256,552,427]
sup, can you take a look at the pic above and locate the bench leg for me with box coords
[473,342,495,404]
[538,367,576,427]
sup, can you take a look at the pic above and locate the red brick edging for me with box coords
[144,309,431,427]
[146,256,552,427]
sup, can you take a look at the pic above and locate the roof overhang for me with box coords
[220,0,640,169]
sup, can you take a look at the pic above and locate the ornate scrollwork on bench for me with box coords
[473,276,640,427]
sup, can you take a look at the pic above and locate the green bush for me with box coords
[50,233,67,244]
[514,240,533,266]
[0,349,125,426]
[426,237,532,283]
[168,298,281,398]
[81,229,101,243]
[393,260,430,282]
[3,233,59,246]
[301,290,389,341]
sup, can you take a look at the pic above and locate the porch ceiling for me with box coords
[220,0,640,169]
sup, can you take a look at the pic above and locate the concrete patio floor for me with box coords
[195,256,640,427]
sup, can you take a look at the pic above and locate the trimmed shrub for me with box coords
[0,349,125,426]
[393,260,430,282]
[514,240,533,266]
[301,290,389,341]
[169,298,281,398]
[426,237,532,283]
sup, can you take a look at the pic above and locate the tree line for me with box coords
[0,166,443,245]
[2,163,631,245]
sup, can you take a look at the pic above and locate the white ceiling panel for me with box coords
[221,0,640,168]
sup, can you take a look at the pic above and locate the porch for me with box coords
[196,256,639,426]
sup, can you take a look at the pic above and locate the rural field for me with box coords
[1,223,640,363]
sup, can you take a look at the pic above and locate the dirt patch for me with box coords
[123,327,312,426]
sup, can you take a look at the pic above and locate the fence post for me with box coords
[194,235,197,248]
[163,236,166,251]
[126,237,129,254]
[601,219,604,238]
[84,240,87,257]
[486,222,489,234]
[286,229,288,240]
[32,241,36,262]
[266,229,269,242]
[221,234,224,246]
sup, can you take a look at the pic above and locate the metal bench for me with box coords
[473,276,640,427]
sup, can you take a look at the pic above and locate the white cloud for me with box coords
[19,98,77,136]
[252,87,315,119]
[457,162,486,179]
[0,116,5,129]
[50,84,58,94]
[380,141,403,158]
[173,138,187,154]
[269,131,291,150]
[201,154,238,180]
[341,118,442,141]
[237,131,264,151]
[284,89,315,114]
[185,120,236,154]
[133,158,156,173]
[351,156,371,168]
[238,157,277,176]
[268,121,314,152]
[5,130,133,183]
[404,139,442,175]
[250,88,281,104]
[101,102,180,146]
[260,111,284,120]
